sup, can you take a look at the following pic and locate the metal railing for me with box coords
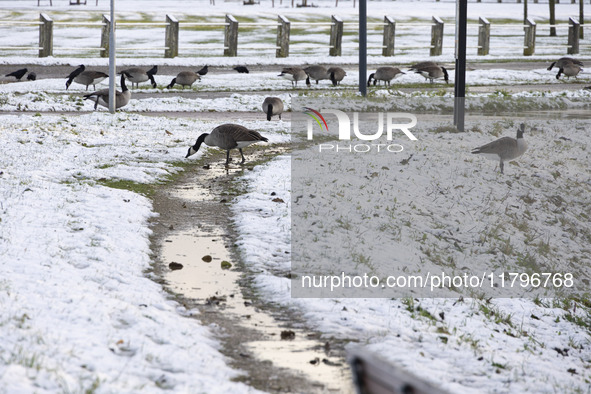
[0,13,584,58]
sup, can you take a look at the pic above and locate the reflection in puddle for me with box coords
[163,231,236,299]
[160,159,354,393]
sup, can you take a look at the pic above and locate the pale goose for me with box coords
[547,57,583,71]
[262,97,284,121]
[415,65,449,84]
[327,67,347,86]
[304,65,330,85]
[83,73,131,111]
[185,124,268,165]
[167,71,200,89]
[5,68,28,81]
[367,67,404,86]
[66,65,108,91]
[278,67,308,87]
[120,65,157,88]
[471,124,528,174]
[555,61,582,80]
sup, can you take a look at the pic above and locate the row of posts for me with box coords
[36,13,582,58]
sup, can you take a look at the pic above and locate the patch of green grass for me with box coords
[97,179,155,197]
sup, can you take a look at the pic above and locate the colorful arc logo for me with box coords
[304,107,329,132]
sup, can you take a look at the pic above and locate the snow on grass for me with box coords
[1,68,591,114]
[231,115,591,392]
[0,0,588,62]
[0,113,287,392]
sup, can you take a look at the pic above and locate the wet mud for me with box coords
[149,145,355,393]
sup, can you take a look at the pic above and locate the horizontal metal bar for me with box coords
[536,45,572,48]
[55,47,105,50]
[397,24,438,28]
[0,21,43,25]
[116,22,169,27]
[290,44,334,48]
[240,22,281,27]
[178,45,229,49]
[180,22,229,27]
[396,45,435,49]
[0,46,42,50]
[239,46,281,49]
[490,45,528,49]
[53,22,105,26]
[117,46,168,50]
[341,44,386,49]
[290,22,334,26]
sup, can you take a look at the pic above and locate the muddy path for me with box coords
[149,145,355,393]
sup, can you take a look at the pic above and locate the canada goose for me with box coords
[233,66,249,74]
[197,65,208,76]
[167,71,200,89]
[547,57,583,71]
[327,67,346,86]
[471,124,528,174]
[26,72,36,81]
[66,65,108,91]
[408,61,438,72]
[262,97,284,121]
[120,66,157,88]
[304,65,330,85]
[5,68,28,81]
[555,61,582,80]
[415,65,449,84]
[83,73,131,111]
[367,67,404,86]
[279,67,308,87]
[185,124,268,165]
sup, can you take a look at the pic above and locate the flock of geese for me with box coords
[0,57,581,167]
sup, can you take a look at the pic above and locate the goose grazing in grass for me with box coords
[555,61,582,80]
[367,67,404,86]
[278,67,308,87]
[66,65,108,91]
[262,97,284,121]
[185,124,268,165]
[408,61,438,72]
[120,65,157,88]
[167,71,200,89]
[327,66,346,86]
[5,68,28,81]
[471,124,527,174]
[233,66,249,74]
[83,73,131,111]
[415,65,449,84]
[547,57,583,71]
[197,65,209,76]
[304,65,330,85]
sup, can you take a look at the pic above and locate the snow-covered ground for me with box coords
[1,1,590,393]
[232,149,591,391]
[0,0,588,62]
[0,67,590,115]
[0,112,287,393]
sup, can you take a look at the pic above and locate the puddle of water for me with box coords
[162,225,354,392]
[163,231,236,299]
[246,340,351,393]
[159,159,355,393]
